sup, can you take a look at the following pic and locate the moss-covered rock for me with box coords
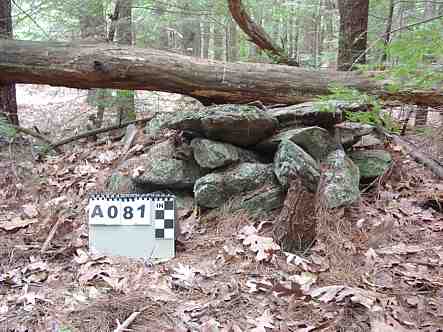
[165,104,278,147]
[144,112,174,137]
[273,140,320,192]
[349,149,392,182]
[131,140,205,191]
[268,102,343,129]
[106,172,135,193]
[256,126,335,161]
[194,163,282,212]
[323,149,360,208]
[191,138,261,169]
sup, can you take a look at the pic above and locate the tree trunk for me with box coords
[181,1,201,57]
[214,24,224,60]
[248,6,262,61]
[381,0,395,64]
[79,0,106,126]
[115,0,135,124]
[0,40,442,107]
[202,16,210,59]
[227,17,238,62]
[337,0,369,70]
[0,0,18,125]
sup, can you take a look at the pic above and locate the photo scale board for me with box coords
[88,193,175,259]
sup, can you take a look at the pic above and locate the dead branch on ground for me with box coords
[47,116,153,151]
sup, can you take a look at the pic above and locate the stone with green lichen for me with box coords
[191,138,262,169]
[323,149,360,208]
[194,163,283,212]
[106,172,135,193]
[232,183,284,214]
[144,112,174,137]
[256,126,335,161]
[165,104,278,147]
[349,149,392,182]
[273,140,320,192]
[268,102,343,129]
[131,140,205,191]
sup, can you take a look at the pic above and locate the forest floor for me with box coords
[1,86,443,332]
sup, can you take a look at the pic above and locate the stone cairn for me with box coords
[107,102,393,249]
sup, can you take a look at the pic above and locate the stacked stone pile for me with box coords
[108,102,393,214]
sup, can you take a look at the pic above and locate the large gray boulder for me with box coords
[273,140,320,192]
[194,163,282,212]
[191,138,262,169]
[131,140,205,191]
[323,149,360,208]
[349,149,392,182]
[256,126,335,161]
[268,102,343,129]
[165,104,278,147]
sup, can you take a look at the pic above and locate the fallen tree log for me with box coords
[0,39,442,106]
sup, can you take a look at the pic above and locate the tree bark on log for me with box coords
[0,39,442,106]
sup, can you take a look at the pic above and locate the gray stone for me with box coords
[106,172,135,193]
[194,163,279,209]
[131,140,205,191]
[323,149,360,208]
[191,138,261,169]
[335,122,375,137]
[335,122,376,148]
[234,183,284,214]
[353,134,383,148]
[144,112,174,137]
[256,126,335,160]
[268,102,343,129]
[349,149,392,181]
[165,104,278,147]
[273,140,320,192]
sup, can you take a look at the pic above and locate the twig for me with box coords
[41,216,62,253]
[47,116,153,151]
[113,305,151,332]
[114,312,140,332]
[11,125,54,146]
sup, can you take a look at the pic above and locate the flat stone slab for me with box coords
[268,102,343,129]
[165,104,278,147]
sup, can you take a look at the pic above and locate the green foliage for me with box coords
[315,85,399,133]
[0,116,17,140]
[380,21,443,88]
